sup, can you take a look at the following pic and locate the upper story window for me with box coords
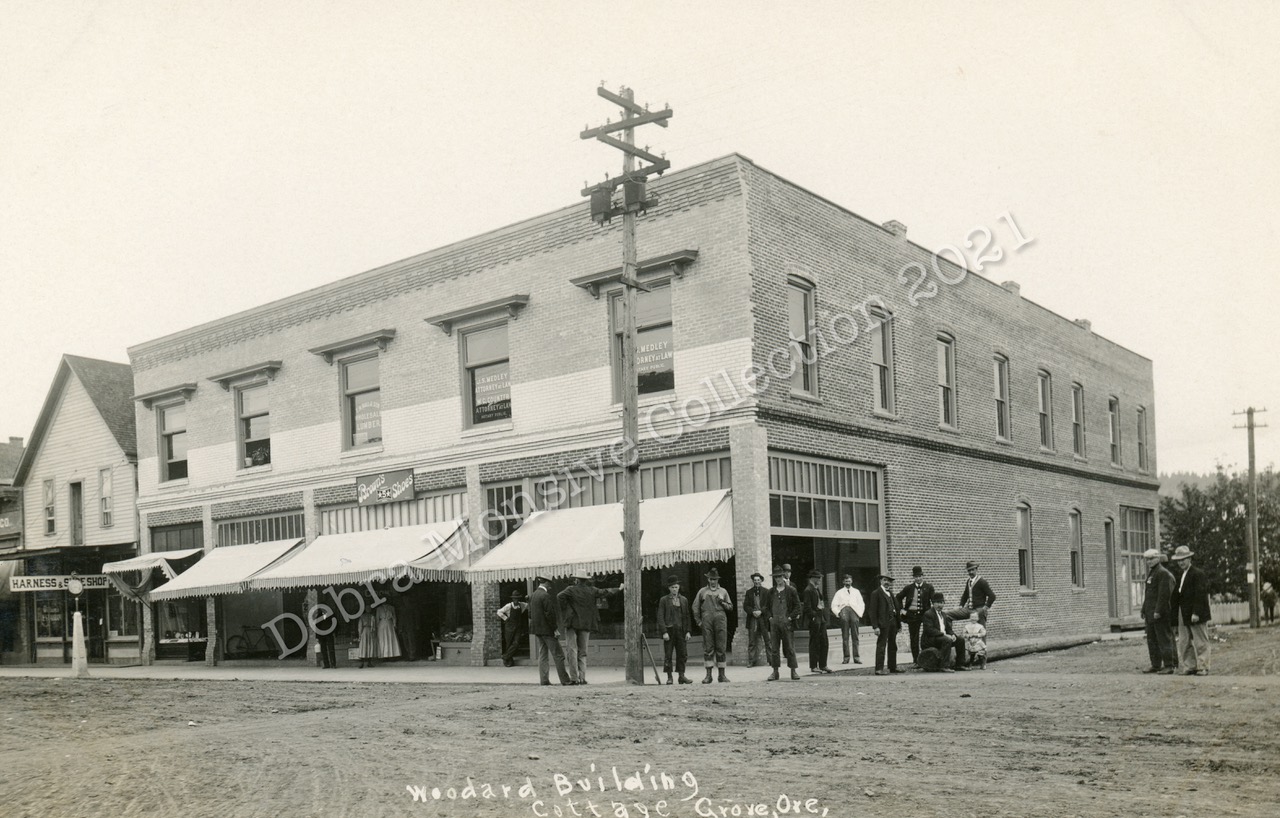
[993,355,1010,440]
[611,282,674,400]
[1017,502,1034,590]
[1069,508,1084,588]
[342,355,382,449]
[1037,370,1054,449]
[1071,383,1086,457]
[787,278,817,396]
[159,402,189,481]
[237,383,271,467]
[463,323,512,425]
[1136,406,1148,471]
[1108,396,1122,465]
[869,309,894,414]
[937,333,957,428]
[99,467,114,528]
[43,478,55,534]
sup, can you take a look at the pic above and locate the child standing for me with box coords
[962,619,987,670]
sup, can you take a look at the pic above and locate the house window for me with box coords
[237,383,271,467]
[159,402,189,481]
[787,279,817,395]
[993,355,1010,440]
[1037,370,1053,449]
[1108,396,1121,465]
[99,468,113,527]
[869,309,894,413]
[462,323,512,425]
[611,283,675,400]
[1071,383,1086,456]
[342,355,382,449]
[1017,503,1034,589]
[43,478,55,534]
[1069,509,1084,587]
[1136,406,1148,471]
[937,333,956,427]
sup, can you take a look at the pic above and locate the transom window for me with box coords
[1071,383,1086,456]
[937,333,957,427]
[1037,370,1053,449]
[463,323,512,425]
[787,279,817,396]
[870,309,894,413]
[237,383,271,467]
[611,283,674,400]
[993,355,1010,440]
[342,355,382,449]
[159,403,188,481]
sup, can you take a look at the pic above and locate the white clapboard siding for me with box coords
[22,374,138,550]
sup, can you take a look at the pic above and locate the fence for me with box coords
[1209,601,1252,624]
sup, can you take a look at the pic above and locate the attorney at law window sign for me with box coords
[356,469,416,506]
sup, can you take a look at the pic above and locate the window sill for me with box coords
[340,446,384,460]
[461,422,515,438]
[1073,454,1088,463]
[1039,446,1056,454]
[994,437,1013,446]
[237,464,273,476]
[1110,462,1125,470]
[1071,587,1087,594]
[1018,589,1038,596]
[108,635,140,642]
[158,479,189,490]
[871,409,898,422]
[609,394,676,414]
[789,391,823,405]
[937,424,960,435]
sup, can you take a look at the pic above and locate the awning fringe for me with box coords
[464,546,735,584]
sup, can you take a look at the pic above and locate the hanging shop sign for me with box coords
[9,574,111,592]
[356,469,416,506]
[0,509,21,536]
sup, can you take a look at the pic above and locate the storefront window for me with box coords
[107,587,141,637]
[156,599,207,641]
[35,592,66,638]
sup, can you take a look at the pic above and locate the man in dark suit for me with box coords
[802,570,832,674]
[895,566,935,665]
[1140,548,1176,674]
[529,575,572,685]
[959,560,996,624]
[921,592,966,672]
[742,572,769,668]
[762,566,803,681]
[866,573,904,675]
[1169,546,1212,676]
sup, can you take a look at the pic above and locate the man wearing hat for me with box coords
[895,566,935,664]
[831,573,865,665]
[693,568,734,683]
[802,569,833,673]
[866,573,904,674]
[959,561,996,625]
[1169,546,1211,675]
[657,575,693,684]
[920,592,966,671]
[529,575,572,685]
[496,589,530,668]
[557,570,623,685]
[1140,548,1176,674]
[742,571,770,668]
[762,565,803,680]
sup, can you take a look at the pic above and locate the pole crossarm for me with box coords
[592,134,665,166]
[595,86,663,118]
[580,108,672,139]
[580,161,671,196]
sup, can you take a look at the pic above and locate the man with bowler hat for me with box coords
[529,574,572,686]
[496,589,529,668]
[693,568,734,683]
[657,575,693,684]
[895,566,934,664]
[959,560,996,625]
[1140,548,1176,674]
[866,573,904,675]
[1169,545,1212,675]
[802,569,833,673]
[921,592,966,672]
[742,571,770,667]
[763,565,802,681]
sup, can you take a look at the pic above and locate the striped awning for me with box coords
[149,539,305,601]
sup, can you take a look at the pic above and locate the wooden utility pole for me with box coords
[581,85,672,685]
[1233,406,1268,628]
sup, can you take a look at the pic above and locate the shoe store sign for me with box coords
[9,574,111,592]
[356,469,416,506]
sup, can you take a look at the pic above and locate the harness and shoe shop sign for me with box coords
[9,575,111,592]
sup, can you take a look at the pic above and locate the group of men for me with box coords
[1140,545,1213,676]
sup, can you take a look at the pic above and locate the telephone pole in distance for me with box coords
[1233,406,1268,628]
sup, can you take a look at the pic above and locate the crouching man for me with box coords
[920,592,967,672]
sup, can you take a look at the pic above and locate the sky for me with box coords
[2,1,1277,476]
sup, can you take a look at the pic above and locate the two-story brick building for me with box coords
[127,154,1159,668]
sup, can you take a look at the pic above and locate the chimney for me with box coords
[1074,319,1092,332]
[882,220,907,238]
[7,437,21,448]
[1000,281,1021,297]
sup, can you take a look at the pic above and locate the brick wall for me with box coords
[144,506,202,527]
[210,492,304,521]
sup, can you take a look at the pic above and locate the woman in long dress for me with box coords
[357,609,379,668]
[375,601,402,660]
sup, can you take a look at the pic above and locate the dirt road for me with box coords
[3,628,1278,818]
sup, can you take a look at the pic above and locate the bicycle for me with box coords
[224,625,275,659]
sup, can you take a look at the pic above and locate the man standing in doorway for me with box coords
[867,573,903,675]
[530,575,571,686]
[557,571,622,685]
[496,589,529,668]
[763,565,802,681]
[742,572,769,668]
[803,570,833,674]
[831,573,865,665]
[896,566,934,665]
[959,561,996,625]
[1140,548,1176,674]
[693,568,734,683]
[1169,546,1212,676]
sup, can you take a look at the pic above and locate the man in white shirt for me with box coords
[830,574,865,665]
